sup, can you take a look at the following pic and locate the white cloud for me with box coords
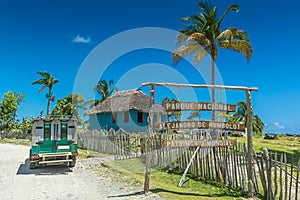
[72,34,91,43]
[274,122,285,129]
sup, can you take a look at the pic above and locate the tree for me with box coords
[0,91,25,131]
[52,94,87,124]
[32,72,59,115]
[18,116,34,132]
[187,110,200,120]
[93,79,117,106]
[172,0,253,121]
[233,101,264,135]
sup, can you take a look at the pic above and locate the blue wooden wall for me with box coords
[89,109,149,132]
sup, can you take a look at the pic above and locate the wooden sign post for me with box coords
[246,89,254,197]
[144,84,154,194]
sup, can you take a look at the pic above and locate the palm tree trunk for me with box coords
[211,57,215,120]
[47,98,51,115]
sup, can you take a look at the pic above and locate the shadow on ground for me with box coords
[107,188,230,198]
[16,158,73,175]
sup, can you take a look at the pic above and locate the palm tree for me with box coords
[172,0,253,121]
[233,101,264,135]
[93,79,117,106]
[32,72,59,115]
[187,110,200,120]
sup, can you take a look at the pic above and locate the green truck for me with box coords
[29,116,78,169]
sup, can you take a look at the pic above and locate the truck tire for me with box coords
[69,158,76,167]
[29,149,36,169]
[29,162,36,169]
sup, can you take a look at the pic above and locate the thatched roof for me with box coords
[85,89,151,115]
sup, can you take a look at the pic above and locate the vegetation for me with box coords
[93,79,117,106]
[172,0,253,120]
[32,71,59,115]
[219,101,264,135]
[0,91,25,131]
[231,135,300,164]
[103,158,245,200]
[187,110,201,120]
[51,94,87,124]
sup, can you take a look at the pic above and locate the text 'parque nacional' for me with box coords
[163,102,236,112]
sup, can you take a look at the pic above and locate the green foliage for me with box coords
[172,0,253,66]
[51,94,87,124]
[32,71,59,115]
[18,116,34,132]
[0,91,25,131]
[187,110,201,120]
[93,79,117,106]
[220,101,264,136]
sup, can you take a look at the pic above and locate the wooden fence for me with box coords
[77,129,300,199]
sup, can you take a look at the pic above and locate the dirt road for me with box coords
[0,143,164,200]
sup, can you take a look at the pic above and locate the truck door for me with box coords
[38,120,55,153]
[56,120,70,152]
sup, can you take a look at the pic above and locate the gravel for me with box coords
[0,143,166,200]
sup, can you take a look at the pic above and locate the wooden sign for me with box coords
[163,102,236,112]
[155,120,245,131]
[163,139,237,148]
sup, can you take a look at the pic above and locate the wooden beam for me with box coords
[246,89,254,197]
[142,82,258,91]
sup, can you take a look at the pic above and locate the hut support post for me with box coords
[144,84,155,194]
[246,89,254,197]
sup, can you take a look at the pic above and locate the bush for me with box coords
[0,130,31,139]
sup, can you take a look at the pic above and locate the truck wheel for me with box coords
[29,162,36,169]
[69,159,76,167]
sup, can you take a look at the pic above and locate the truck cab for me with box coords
[29,116,78,169]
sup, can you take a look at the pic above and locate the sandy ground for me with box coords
[0,143,165,200]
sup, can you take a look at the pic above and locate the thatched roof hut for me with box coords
[85,89,151,115]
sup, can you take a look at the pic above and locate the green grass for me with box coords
[230,135,300,164]
[103,158,246,200]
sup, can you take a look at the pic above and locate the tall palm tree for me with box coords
[172,0,253,121]
[32,71,59,115]
[93,79,117,106]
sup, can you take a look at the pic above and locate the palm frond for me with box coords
[32,79,46,85]
[187,32,211,46]
[218,4,239,26]
[219,40,253,61]
[194,48,209,66]
[36,71,51,79]
[38,85,47,94]
[176,32,189,46]
[172,43,203,65]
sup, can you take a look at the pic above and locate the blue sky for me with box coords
[0,0,299,134]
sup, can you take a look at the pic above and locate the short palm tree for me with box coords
[32,72,59,115]
[172,0,253,120]
[234,101,264,135]
[187,110,201,120]
[93,79,117,106]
